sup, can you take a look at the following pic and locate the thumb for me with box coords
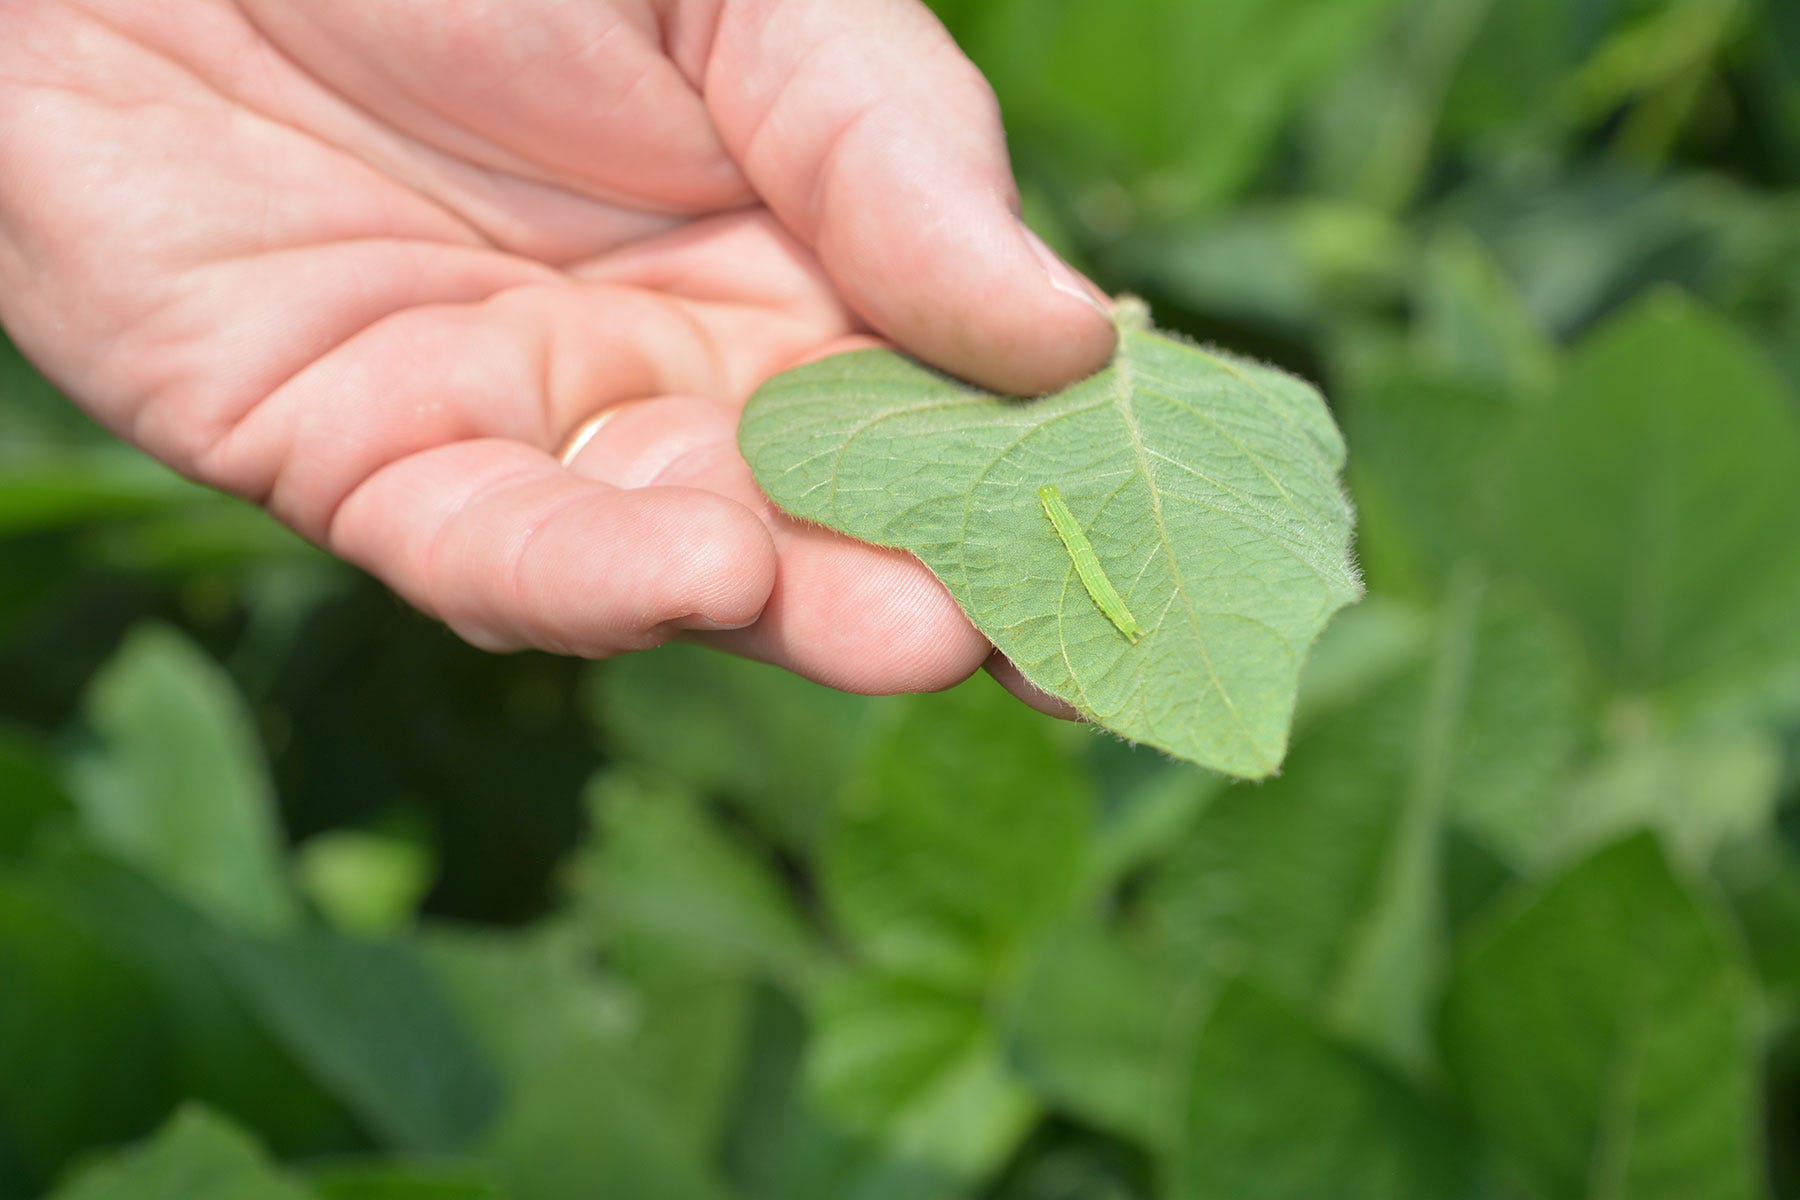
[697,0,1116,395]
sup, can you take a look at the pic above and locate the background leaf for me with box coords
[1443,834,1763,1200]
[64,625,298,933]
[427,931,731,1200]
[584,642,877,850]
[824,676,1088,986]
[1175,980,1472,1200]
[211,930,501,1154]
[1486,295,1800,696]
[45,1109,314,1200]
[0,875,176,1191]
[801,972,1039,1200]
[569,769,821,989]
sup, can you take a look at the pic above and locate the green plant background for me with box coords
[3,0,1798,1197]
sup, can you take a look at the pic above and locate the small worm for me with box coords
[1039,484,1142,644]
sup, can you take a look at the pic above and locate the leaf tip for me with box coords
[1112,294,1153,334]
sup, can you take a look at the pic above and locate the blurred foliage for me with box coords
[3,1,1799,1197]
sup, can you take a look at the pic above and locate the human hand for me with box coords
[0,0,1116,701]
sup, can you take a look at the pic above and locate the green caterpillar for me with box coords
[1038,485,1142,644]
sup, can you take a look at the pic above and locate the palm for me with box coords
[0,0,1113,699]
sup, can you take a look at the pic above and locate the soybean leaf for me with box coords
[294,829,435,939]
[0,875,177,1189]
[1106,202,1411,337]
[567,769,822,990]
[1714,839,1800,1015]
[1439,0,1598,146]
[1025,590,1578,1146]
[981,1142,1149,1200]
[803,972,1039,1198]
[1443,834,1762,1200]
[1488,295,1800,698]
[0,454,207,539]
[824,675,1088,988]
[308,1166,501,1200]
[211,929,501,1154]
[1341,364,1524,598]
[1147,575,1581,1071]
[1298,0,1495,210]
[45,1108,313,1200]
[0,727,70,861]
[1448,174,1765,338]
[962,0,1402,212]
[780,677,1082,1193]
[598,948,759,1161]
[19,844,357,1160]
[1411,229,1558,396]
[741,303,1361,779]
[1002,921,1199,1155]
[585,642,879,850]
[1175,980,1472,1200]
[65,624,298,933]
[426,931,729,1200]
[1548,726,1782,870]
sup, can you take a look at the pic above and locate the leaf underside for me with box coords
[739,306,1361,778]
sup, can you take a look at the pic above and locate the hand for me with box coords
[0,0,1115,702]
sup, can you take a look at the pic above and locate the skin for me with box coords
[0,0,1117,712]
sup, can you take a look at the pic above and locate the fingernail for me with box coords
[1022,226,1112,318]
[678,613,757,632]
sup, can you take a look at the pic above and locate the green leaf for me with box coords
[1443,834,1763,1199]
[569,769,822,989]
[825,675,1088,987]
[965,0,1401,211]
[1298,0,1495,209]
[1342,364,1525,598]
[308,1164,502,1200]
[1549,725,1782,870]
[0,453,208,539]
[65,624,298,933]
[211,929,502,1154]
[45,1108,314,1200]
[295,830,435,938]
[1175,981,1471,1200]
[0,875,177,1188]
[1451,173,1765,338]
[1148,574,1581,1071]
[16,844,358,1162]
[1714,839,1800,1016]
[1108,202,1411,336]
[981,1141,1149,1200]
[1487,294,1800,694]
[585,642,878,849]
[1003,921,1198,1154]
[426,931,729,1200]
[805,972,1038,1196]
[0,727,71,861]
[741,304,1361,779]
[1412,229,1558,395]
[600,951,759,1162]
[1440,0,1600,144]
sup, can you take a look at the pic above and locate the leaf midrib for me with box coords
[1111,331,1271,766]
